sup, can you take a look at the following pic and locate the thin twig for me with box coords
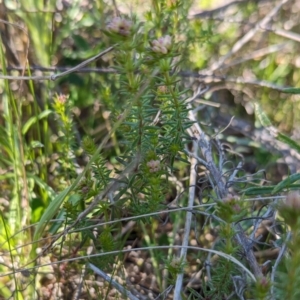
[50,46,116,80]
[73,265,87,300]
[2,245,256,281]
[212,116,235,139]
[87,263,140,300]
[155,285,174,300]
[0,66,296,95]
[217,43,289,71]
[249,206,274,242]
[0,66,116,73]
[261,26,300,43]
[1,196,286,256]
[199,0,290,75]
[235,224,263,278]
[187,107,263,278]
[227,161,243,187]
[192,0,270,19]
[0,46,115,80]
[1,42,286,76]
[173,153,197,300]
[200,75,295,92]
[270,231,291,300]
[188,108,227,198]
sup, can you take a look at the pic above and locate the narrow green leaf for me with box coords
[254,103,300,153]
[242,184,300,195]
[22,110,52,135]
[33,187,70,242]
[272,173,300,194]
[242,186,275,196]
[276,132,300,153]
[254,102,272,127]
[27,173,55,198]
[282,87,300,94]
[49,209,66,235]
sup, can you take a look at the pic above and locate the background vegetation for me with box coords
[1,0,300,299]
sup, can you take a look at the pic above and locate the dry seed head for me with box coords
[157,85,169,94]
[147,159,160,173]
[151,35,172,54]
[106,17,132,36]
[170,256,182,268]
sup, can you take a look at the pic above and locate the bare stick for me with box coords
[270,231,291,300]
[192,0,270,19]
[3,245,256,281]
[217,43,289,71]
[87,263,140,300]
[50,46,115,80]
[261,26,300,42]
[200,75,294,92]
[200,0,290,75]
[173,153,197,300]
[187,107,263,278]
[0,46,115,80]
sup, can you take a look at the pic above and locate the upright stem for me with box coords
[174,154,197,299]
